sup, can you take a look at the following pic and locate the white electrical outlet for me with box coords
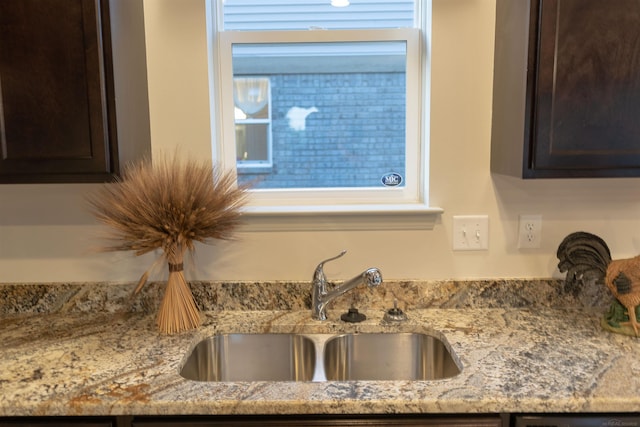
[452,215,489,251]
[518,214,542,249]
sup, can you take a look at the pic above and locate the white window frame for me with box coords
[207,1,442,231]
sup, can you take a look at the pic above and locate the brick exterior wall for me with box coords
[238,72,406,189]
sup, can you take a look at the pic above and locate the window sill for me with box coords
[238,204,443,231]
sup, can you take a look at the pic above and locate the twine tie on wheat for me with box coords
[168,263,184,272]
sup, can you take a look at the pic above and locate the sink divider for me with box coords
[305,334,335,382]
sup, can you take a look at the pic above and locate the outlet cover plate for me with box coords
[518,214,542,249]
[452,215,489,251]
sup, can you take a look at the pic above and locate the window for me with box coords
[234,77,272,168]
[209,1,441,230]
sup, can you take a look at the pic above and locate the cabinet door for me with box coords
[524,0,640,177]
[0,418,114,427]
[0,0,118,183]
[132,414,503,427]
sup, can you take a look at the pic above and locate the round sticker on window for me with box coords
[381,172,403,187]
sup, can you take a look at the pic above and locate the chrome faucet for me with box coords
[311,250,383,321]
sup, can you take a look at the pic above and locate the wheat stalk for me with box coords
[87,154,248,334]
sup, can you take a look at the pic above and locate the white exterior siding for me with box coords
[222,0,415,30]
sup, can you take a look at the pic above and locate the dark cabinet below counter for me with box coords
[0,0,119,183]
[491,0,640,178]
[131,415,504,427]
[0,415,505,427]
[4,414,640,427]
[0,418,116,427]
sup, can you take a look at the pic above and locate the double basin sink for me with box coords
[180,332,461,382]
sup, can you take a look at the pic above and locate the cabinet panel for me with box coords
[132,415,503,427]
[526,0,640,177]
[0,0,118,183]
[0,417,114,427]
[491,0,640,178]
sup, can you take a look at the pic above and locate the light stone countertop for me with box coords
[1,307,639,417]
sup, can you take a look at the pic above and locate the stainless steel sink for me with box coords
[180,332,461,382]
[323,333,461,381]
[180,333,316,381]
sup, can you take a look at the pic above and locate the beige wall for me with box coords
[2,0,640,283]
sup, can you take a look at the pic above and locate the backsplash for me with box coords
[0,278,612,318]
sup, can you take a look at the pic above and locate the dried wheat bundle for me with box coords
[87,154,248,334]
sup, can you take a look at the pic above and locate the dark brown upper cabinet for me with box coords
[491,0,640,178]
[0,0,118,183]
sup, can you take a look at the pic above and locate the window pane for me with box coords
[236,123,269,162]
[234,77,270,119]
[233,41,407,189]
[222,0,415,31]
